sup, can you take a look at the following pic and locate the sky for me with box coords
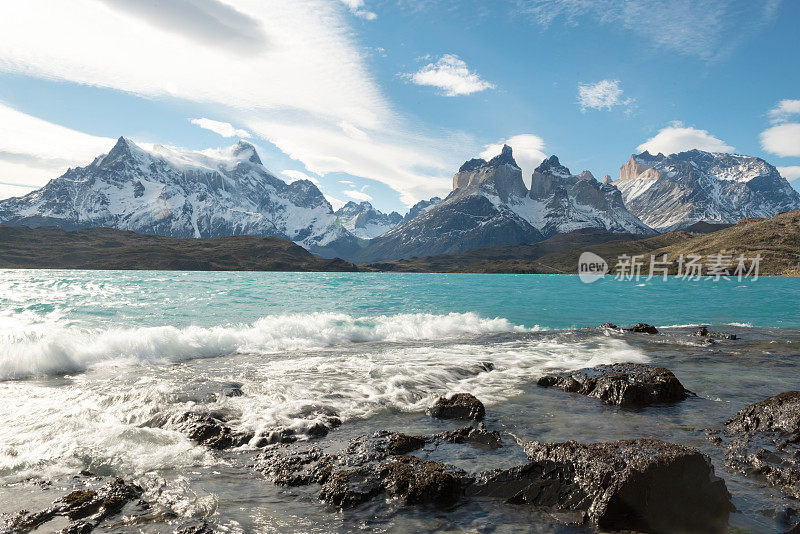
[0,0,798,214]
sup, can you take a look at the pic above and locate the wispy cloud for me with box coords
[0,102,115,198]
[637,121,733,155]
[338,0,377,20]
[768,99,800,124]
[343,188,372,201]
[0,0,466,205]
[405,54,495,97]
[190,118,250,138]
[282,169,320,186]
[577,79,634,113]
[516,0,782,60]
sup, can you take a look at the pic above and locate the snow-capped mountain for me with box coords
[404,197,442,222]
[334,201,402,239]
[615,149,800,231]
[353,146,652,262]
[524,156,654,237]
[0,137,359,258]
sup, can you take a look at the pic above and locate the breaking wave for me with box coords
[0,312,532,380]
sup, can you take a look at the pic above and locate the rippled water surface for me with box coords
[0,270,798,532]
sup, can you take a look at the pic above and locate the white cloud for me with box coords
[338,0,377,20]
[777,166,800,181]
[577,79,633,112]
[326,194,346,211]
[481,134,547,184]
[0,0,465,206]
[189,118,250,138]
[339,180,355,186]
[282,169,320,185]
[406,54,495,97]
[516,0,780,60]
[343,189,372,201]
[760,123,800,157]
[768,99,800,124]
[637,122,733,155]
[0,102,116,198]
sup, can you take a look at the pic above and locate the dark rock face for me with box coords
[436,424,502,449]
[537,363,690,407]
[725,391,800,498]
[692,325,738,339]
[1,477,144,533]
[626,323,659,334]
[506,439,733,533]
[174,412,252,449]
[598,322,618,329]
[381,455,463,506]
[426,393,486,421]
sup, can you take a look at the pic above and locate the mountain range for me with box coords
[1,137,798,262]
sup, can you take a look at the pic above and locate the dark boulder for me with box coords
[599,323,618,329]
[319,467,384,508]
[174,412,252,449]
[426,393,485,421]
[436,424,502,449]
[381,455,463,507]
[537,363,691,407]
[473,439,732,533]
[725,391,800,499]
[626,323,659,334]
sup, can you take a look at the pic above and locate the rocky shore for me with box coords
[2,324,799,533]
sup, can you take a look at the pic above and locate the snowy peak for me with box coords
[230,140,262,165]
[0,137,359,258]
[616,149,800,230]
[334,201,402,240]
[534,155,572,178]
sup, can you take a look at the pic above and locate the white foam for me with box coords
[0,312,532,380]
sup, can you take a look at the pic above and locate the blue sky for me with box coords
[0,0,798,214]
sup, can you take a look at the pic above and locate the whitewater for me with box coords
[1,269,799,532]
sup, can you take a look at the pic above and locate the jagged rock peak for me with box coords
[534,155,571,178]
[487,144,518,168]
[602,174,612,185]
[578,170,596,181]
[231,140,262,165]
[458,158,487,173]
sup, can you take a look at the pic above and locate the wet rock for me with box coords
[537,363,691,407]
[473,438,732,533]
[725,391,800,499]
[598,322,618,329]
[319,467,384,508]
[381,455,463,506]
[692,326,737,340]
[426,393,485,421]
[387,433,426,455]
[1,477,144,533]
[437,424,502,449]
[257,447,334,486]
[175,523,215,534]
[174,412,252,449]
[626,323,659,334]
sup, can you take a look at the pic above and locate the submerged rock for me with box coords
[473,438,732,533]
[692,325,738,340]
[1,477,144,533]
[725,391,800,499]
[426,393,486,421]
[436,424,502,449]
[537,363,691,407]
[626,323,659,334]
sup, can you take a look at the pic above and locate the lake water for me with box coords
[0,270,798,532]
